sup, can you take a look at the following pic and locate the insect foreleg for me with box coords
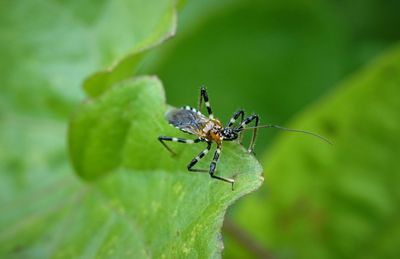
[158,136,201,156]
[227,109,245,127]
[187,141,212,172]
[198,86,214,119]
[227,109,245,143]
[238,114,259,153]
[209,145,235,190]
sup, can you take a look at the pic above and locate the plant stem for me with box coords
[223,218,274,259]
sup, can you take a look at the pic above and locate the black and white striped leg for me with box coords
[158,136,201,156]
[238,114,259,153]
[209,146,235,190]
[227,109,245,143]
[198,86,214,119]
[227,109,245,127]
[187,141,212,172]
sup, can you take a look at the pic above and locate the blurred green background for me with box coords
[1,0,400,258]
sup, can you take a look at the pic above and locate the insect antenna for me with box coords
[241,124,332,145]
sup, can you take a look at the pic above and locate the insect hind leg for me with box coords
[158,136,201,156]
[187,141,212,172]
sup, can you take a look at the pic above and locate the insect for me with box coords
[158,86,331,189]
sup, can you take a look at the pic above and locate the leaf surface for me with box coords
[1,77,263,258]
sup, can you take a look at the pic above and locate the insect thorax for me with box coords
[200,119,223,143]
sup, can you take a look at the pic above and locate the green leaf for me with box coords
[82,3,177,98]
[82,51,147,98]
[0,114,78,257]
[0,0,176,114]
[226,45,400,258]
[1,77,263,258]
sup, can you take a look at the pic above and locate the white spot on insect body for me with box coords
[202,121,214,133]
[186,140,194,144]
[172,137,178,142]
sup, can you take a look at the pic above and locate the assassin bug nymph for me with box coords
[158,86,331,190]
